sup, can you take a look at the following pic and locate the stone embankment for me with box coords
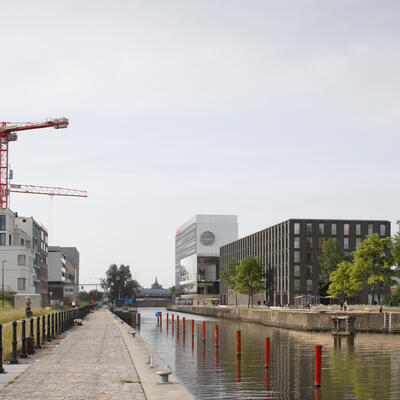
[168,305,400,333]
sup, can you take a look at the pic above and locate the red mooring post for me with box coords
[202,321,206,342]
[183,317,186,333]
[177,315,180,330]
[314,345,322,387]
[265,337,270,368]
[159,312,162,326]
[172,314,174,326]
[236,330,241,359]
[191,320,194,337]
[166,313,169,326]
[214,325,219,347]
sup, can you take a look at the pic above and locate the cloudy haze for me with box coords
[1,1,399,288]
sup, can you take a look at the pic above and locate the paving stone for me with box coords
[0,310,146,400]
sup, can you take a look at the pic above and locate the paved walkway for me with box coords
[0,310,146,400]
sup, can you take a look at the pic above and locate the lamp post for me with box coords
[2,260,6,308]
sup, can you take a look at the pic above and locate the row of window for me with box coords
[294,222,386,236]
[294,237,364,250]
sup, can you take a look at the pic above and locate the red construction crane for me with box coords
[0,118,86,208]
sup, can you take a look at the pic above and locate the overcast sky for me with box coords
[1,1,399,288]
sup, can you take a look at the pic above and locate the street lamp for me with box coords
[2,260,6,308]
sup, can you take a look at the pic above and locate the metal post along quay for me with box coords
[20,319,27,358]
[10,321,18,364]
[36,316,41,349]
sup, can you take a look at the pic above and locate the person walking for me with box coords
[343,300,348,311]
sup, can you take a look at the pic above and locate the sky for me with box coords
[1,1,399,289]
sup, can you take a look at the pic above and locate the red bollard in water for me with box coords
[265,337,270,368]
[183,317,186,333]
[166,313,169,325]
[172,314,174,325]
[202,321,206,342]
[159,312,162,325]
[177,315,180,330]
[236,330,241,359]
[191,320,194,337]
[214,325,219,347]
[314,345,322,387]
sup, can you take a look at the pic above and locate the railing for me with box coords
[0,304,95,372]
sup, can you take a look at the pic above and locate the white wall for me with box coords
[48,251,62,281]
[0,247,36,293]
[195,215,238,257]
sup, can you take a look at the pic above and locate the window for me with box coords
[368,224,373,235]
[306,279,313,291]
[380,224,386,236]
[331,224,337,235]
[294,279,300,291]
[294,265,300,277]
[21,238,24,246]
[306,223,312,235]
[319,238,325,249]
[356,238,361,247]
[356,224,361,236]
[0,215,5,230]
[307,237,313,249]
[294,238,300,249]
[17,278,26,290]
[344,224,350,235]
[0,233,5,246]
[294,223,300,235]
[306,265,312,278]
[8,235,11,246]
[344,238,349,250]
[294,251,300,263]
[306,252,312,263]
[18,255,26,265]
[319,224,324,235]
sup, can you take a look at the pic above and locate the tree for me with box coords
[232,257,265,307]
[328,261,358,299]
[351,234,397,302]
[220,259,239,305]
[103,264,141,301]
[319,239,345,292]
[393,220,400,268]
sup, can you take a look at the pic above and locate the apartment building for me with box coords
[219,218,391,306]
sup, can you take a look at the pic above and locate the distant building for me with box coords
[137,277,172,307]
[220,218,391,306]
[48,246,79,303]
[175,214,238,305]
[0,208,49,306]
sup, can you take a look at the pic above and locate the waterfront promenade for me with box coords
[0,309,193,400]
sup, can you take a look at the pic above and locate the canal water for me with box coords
[138,307,400,399]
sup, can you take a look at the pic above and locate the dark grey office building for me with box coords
[219,219,391,306]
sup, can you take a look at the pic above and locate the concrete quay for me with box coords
[168,305,400,333]
[0,309,194,400]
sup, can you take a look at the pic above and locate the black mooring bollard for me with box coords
[42,315,46,344]
[46,314,51,341]
[10,321,19,364]
[51,313,55,338]
[55,312,58,335]
[36,317,41,349]
[30,317,34,339]
[0,324,4,373]
[20,319,28,358]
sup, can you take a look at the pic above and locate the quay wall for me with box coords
[168,305,400,333]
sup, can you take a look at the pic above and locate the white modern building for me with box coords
[48,246,79,303]
[0,209,43,297]
[175,214,238,304]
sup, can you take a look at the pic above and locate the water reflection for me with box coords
[137,308,400,399]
